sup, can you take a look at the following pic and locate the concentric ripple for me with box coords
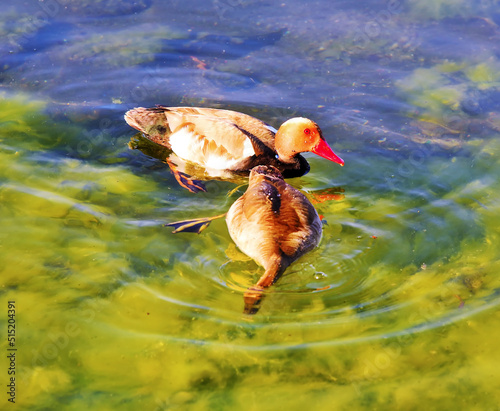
[102,160,500,351]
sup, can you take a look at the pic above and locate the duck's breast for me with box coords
[226,177,321,267]
[226,193,280,268]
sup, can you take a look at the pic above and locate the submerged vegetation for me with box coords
[1,0,500,409]
[2,86,500,408]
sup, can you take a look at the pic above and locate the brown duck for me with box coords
[166,165,323,314]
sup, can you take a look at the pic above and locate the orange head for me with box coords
[274,118,344,166]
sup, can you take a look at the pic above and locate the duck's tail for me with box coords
[243,256,287,315]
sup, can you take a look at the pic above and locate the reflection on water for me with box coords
[1,0,500,409]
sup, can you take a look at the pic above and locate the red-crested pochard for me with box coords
[125,106,344,192]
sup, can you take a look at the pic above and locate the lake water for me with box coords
[1,0,500,409]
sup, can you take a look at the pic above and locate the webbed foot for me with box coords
[165,214,226,234]
[167,160,206,193]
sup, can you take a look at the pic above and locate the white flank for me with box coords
[204,154,239,171]
[170,125,256,172]
[241,137,256,159]
[205,138,254,171]
[169,126,203,163]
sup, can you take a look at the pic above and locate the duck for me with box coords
[226,165,323,313]
[124,106,344,193]
[166,165,323,314]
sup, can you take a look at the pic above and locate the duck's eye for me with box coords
[304,128,311,135]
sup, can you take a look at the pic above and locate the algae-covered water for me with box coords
[2,0,500,410]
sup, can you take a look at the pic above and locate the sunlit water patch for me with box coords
[3,85,500,411]
[2,97,499,347]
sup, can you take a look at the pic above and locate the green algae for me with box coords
[395,59,500,147]
[397,60,500,116]
[0,9,50,54]
[61,0,152,17]
[51,25,186,68]
[465,61,500,89]
[407,0,472,19]
[406,0,500,20]
[2,0,500,407]
[1,93,500,410]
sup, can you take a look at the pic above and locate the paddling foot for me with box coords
[165,213,227,234]
[167,160,206,193]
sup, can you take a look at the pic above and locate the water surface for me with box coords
[1,0,500,409]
